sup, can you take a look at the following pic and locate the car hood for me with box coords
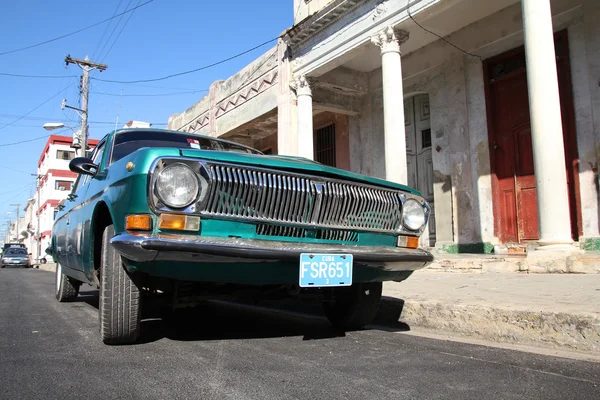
[178,149,420,195]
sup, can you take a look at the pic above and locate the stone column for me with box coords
[290,75,314,160]
[522,0,573,247]
[371,26,409,184]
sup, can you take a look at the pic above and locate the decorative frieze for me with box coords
[214,70,279,118]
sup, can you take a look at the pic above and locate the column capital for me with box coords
[371,26,409,55]
[290,75,312,97]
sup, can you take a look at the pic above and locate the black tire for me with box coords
[99,224,141,345]
[40,258,47,264]
[55,263,80,302]
[323,282,382,330]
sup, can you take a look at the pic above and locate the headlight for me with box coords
[402,198,426,231]
[155,163,199,209]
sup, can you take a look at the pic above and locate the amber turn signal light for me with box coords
[397,235,419,249]
[158,214,200,231]
[125,214,152,231]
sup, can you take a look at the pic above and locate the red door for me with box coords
[485,31,581,243]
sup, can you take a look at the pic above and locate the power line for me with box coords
[92,0,126,60]
[0,0,155,57]
[0,184,37,198]
[0,114,167,125]
[0,134,48,148]
[0,164,35,175]
[94,37,278,84]
[92,89,208,97]
[98,0,140,63]
[0,84,73,131]
[0,72,78,79]
[91,79,208,91]
[406,0,482,60]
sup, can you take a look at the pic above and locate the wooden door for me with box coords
[404,94,435,246]
[485,30,581,243]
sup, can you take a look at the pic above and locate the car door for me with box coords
[66,140,108,272]
[53,174,85,269]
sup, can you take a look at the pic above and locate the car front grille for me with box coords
[202,163,404,234]
[256,224,359,242]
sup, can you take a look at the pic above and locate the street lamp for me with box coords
[31,174,47,265]
[43,122,83,154]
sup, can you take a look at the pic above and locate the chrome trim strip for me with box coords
[110,232,433,272]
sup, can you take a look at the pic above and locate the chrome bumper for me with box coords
[110,233,433,272]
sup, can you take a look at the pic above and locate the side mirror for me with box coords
[69,157,98,176]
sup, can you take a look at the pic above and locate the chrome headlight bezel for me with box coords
[150,159,212,213]
[398,194,430,235]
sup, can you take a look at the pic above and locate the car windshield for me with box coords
[5,248,26,255]
[111,130,262,164]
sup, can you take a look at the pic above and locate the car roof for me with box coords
[108,128,260,153]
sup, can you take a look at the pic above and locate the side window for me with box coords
[73,141,106,192]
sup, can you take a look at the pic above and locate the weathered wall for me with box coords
[347,0,600,246]
[167,46,279,139]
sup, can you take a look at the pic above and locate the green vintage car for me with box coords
[50,128,433,344]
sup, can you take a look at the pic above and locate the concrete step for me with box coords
[426,251,600,273]
[381,272,600,356]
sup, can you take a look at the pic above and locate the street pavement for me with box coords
[1,268,599,400]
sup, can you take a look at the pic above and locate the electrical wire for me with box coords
[91,0,126,60]
[406,0,482,60]
[0,164,35,175]
[0,72,78,79]
[0,184,36,198]
[98,0,140,63]
[91,80,208,91]
[0,84,73,131]
[0,115,166,126]
[92,89,208,97]
[0,130,69,148]
[0,0,155,57]
[94,37,278,84]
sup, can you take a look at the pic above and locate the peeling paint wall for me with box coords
[347,0,600,246]
[167,46,279,140]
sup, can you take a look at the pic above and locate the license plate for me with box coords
[299,253,353,288]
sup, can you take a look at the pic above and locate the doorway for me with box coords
[404,94,436,246]
[484,30,581,243]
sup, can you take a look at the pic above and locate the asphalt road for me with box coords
[1,268,599,400]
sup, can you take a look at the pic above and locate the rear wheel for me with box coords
[55,263,80,302]
[99,224,142,345]
[323,282,382,330]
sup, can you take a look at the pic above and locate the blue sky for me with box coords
[0,0,291,233]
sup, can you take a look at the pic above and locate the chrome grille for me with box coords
[256,224,359,242]
[203,164,404,234]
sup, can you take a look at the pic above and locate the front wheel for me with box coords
[99,224,142,345]
[55,263,80,302]
[323,282,382,330]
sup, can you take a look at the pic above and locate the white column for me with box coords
[371,26,409,184]
[522,0,572,247]
[291,75,314,159]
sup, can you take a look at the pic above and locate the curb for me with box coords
[379,297,600,355]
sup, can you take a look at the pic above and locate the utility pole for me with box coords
[9,204,20,242]
[31,174,44,264]
[64,55,108,157]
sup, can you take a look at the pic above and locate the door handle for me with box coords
[66,219,70,226]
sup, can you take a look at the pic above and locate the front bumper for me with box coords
[110,232,433,272]
[2,260,30,267]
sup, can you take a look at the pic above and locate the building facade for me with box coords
[168,0,600,254]
[33,135,99,259]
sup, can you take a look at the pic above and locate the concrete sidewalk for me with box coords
[381,270,600,356]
